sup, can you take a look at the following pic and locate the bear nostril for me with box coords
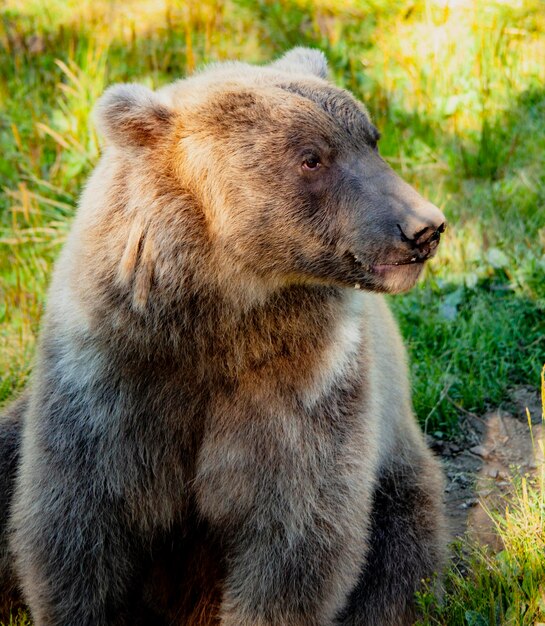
[412,226,432,243]
[414,222,445,248]
[397,224,435,247]
[398,221,445,256]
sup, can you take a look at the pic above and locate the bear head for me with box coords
[93,48,445,308]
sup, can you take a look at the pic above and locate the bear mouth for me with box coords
[345,250,428,291]
[348,251,427,271]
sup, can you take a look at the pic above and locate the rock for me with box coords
[469,445,490,459]
[458,498,479,509]
[455,474,472,488]
[429,439,447,454]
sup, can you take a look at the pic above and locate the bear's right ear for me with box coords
[94,84,174,148]
[271,47,329,80]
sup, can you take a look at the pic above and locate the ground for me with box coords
[438,387,543,543]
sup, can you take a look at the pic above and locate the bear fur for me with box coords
[0,48,447,625]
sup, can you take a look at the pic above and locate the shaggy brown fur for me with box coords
[0,48,447,625]
[0,394,25,619]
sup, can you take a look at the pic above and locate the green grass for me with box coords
[416,368,545,625]
[0,613,30,626]
[417,471,545,625]
[1,0,545,623]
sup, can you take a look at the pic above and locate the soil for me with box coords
[430,386,544,548]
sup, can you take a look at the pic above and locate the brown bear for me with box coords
[0,48,447,625]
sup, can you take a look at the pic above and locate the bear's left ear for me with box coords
[94,83,174,148]
[271,47,329,80]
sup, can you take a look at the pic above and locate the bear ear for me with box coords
[94,83,174,148]
[271,47,329,80]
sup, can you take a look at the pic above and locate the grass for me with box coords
[417,471,545,625]
[0,0,544,623]
[0,614,30,626]
[415,367,545,625]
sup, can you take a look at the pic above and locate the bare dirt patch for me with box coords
[431,387,543,547]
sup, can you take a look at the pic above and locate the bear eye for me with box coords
[302,155,321,171]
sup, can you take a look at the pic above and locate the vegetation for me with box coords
[417,467,545,625]
[416,367,545,625]
[0,0,544,624]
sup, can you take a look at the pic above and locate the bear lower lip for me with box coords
[372,260,424,275]
[349,251,425,275]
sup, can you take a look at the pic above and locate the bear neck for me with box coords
[92,279,352,387]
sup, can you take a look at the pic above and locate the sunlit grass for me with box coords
[416,367,545,625]
[0,612,31,626]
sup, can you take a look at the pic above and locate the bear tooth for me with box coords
[354,283,361,290]
[410,257,416,262]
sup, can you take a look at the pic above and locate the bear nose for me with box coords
[397,221,446,258]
